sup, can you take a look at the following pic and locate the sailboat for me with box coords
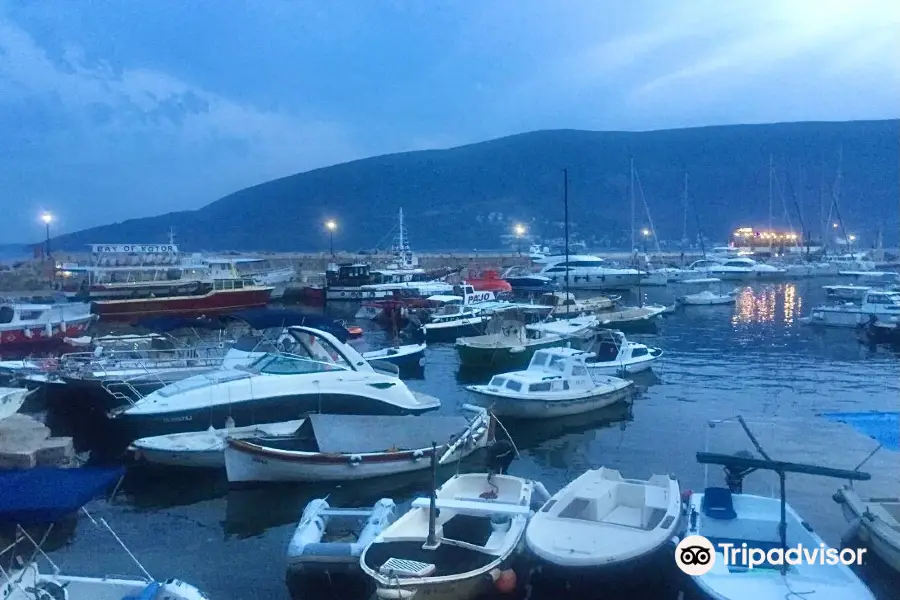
[629,160,667,287]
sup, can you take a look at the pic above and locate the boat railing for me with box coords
[101,379,145,406]
[58,343,231,375]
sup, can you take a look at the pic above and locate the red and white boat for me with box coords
[91,278,273,321]
[467,269,512,294]
[0,300,94,346]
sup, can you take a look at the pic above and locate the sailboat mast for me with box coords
[768,154,774,244]
[682,172,689,252]
[563,168,570,300]
[630,158,635,255]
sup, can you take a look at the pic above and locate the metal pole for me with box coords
[329,231,334,257]
[563,169,569,300]
[45,223,51,259]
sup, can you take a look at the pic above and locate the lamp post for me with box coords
[848,234,856,255]
[41,212,53,259]
[324,219,337,257]
[641,227,650,254]
[513,223,526,255]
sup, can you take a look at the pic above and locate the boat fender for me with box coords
[532,481,551,506]
[60,320,67,333]
[45,323,53,338]
[24,328,33,339]
[349,454,362,466]
[412,449,424,462]
[840,518,862,548]
[487,568,517,594]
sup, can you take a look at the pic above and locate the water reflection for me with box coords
[732,283,802,326]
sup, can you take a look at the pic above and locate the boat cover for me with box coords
[223,308,349,342]
[821,411,899,451]
[0,466,125,524]
[308,414,472,454]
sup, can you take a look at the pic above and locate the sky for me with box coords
[1,0,898,241]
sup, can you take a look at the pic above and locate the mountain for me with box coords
[50,119,899,252]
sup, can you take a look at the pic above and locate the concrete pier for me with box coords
[0,413,75,469]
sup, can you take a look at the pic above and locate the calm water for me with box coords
[18,279,900,599]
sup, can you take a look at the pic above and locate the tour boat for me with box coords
[466,347,633,419]
[466,270,512,294]
[360,472,538,600]
[223,407,492,483]
[204,256,296,299]
[583,329,662,375]
[526,467,681,570]
[0,300,94,345]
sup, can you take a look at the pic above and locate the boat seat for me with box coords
[644,486,668,511]
[702,487,737,520]
[122,581,160,600]
[601,506,644,528]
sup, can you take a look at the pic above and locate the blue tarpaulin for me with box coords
[223,309,349,342]
[0,466,125,524]
[821,411,899,451]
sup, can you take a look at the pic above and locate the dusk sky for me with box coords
[1,0,898,241]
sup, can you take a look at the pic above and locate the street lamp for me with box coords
[848,233,856,253]
[40,212,53,259]
[513,223,526,255]
[324,219,337,256]
[640,227,651,253]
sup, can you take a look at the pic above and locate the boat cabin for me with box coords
[538,292,578,308]
[0,303,54,326]
[486,348,592,394]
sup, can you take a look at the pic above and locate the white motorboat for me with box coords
[223,406,492,483]
[0,387,29,420]
[423,304,487,342]
[128,419,305,468]
[466,347,633,419]
[823,284,871,302]
[537,255,644,290]
[838,270,900,284]
[707,257,786,281]
[802,289,900,328]
[583,329,662,375]
[834,485,900,574]
[536,292,618,317]
[657,259,725,282]
[0,300,94,346]
[676,278,740,306]
[528,313,599,338]
[362,342,426,371]
[111,325,441,440]
[526,467,680,569]
[360,472,538,600]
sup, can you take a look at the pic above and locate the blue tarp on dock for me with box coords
[0,466,125,524]
[820,411,899,451]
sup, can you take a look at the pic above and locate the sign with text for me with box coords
[90,244,179,254]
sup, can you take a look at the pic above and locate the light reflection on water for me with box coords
[731,282,802,326]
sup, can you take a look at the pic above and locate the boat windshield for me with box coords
[254,354,347,375]
[546,354,566,372]
[530,351,549,368]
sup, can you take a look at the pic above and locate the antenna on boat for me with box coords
[563,168,570,313]
[423,441,440,550]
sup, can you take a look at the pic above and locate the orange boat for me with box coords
[467,270,512,294]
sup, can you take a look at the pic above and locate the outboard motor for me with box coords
[486,439,515,475]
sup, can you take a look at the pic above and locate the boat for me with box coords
[595,304,667,333]
[423,302,487,342]
[466,347,634,419]
[0,300,94,346]
[128,419,305,468]
[801,289,900,328]
[536,292,618,316]
[501,267,560,294]
[223,406,492,483]
[466,270,512,294]
[824,284,872,302]
[681,425,875,600]
[676,278,740,306]
[583,329,662,375]
[861,317,900,345]
[204,256,295,300]
[287,498,396,582]
[838,270,899,284]
[0,466,210,600]
[359,471,539,600]
[706,257,787,281]
[658,259,725,282]
[526,467,680,570]
[833,486,900,574]
[110,324,441,440]
[455,311,595,371]
[362,342,427,371]
[0,387,28,420]
[537,255,644,290]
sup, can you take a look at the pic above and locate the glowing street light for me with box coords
[832,222,839,229]
[40,212,53,259]
[641,228,651,237]
[513,223,526,255]
[324,219,337,256]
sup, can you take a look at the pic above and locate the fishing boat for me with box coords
[287,498,396,581]
[526,467,681,570]
[455,311,595,371]
[360,471,540,600]
[0,466,210,600]
[595,304,667,333]
[676,278,740,306]
[128,419,305,468]
[223,406,492,483]
[110,324,440,440]
[682,422,875,600]
[466,347,633,419]
[536,292,618,316]
[833,486,900,574]
[0,300,94,346]
[583,329,662,375]
[0,387,28,421]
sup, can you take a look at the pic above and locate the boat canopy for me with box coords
[223,308,349,342]
[820,411,899,451]
[0,466,125,525]
[305,413,472,454]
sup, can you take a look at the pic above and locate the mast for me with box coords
[767,154,774,246]
[629,158,635,256]
[681,172,689,254]
[563,168,570,301]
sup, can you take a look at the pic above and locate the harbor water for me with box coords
[8,279,900,599]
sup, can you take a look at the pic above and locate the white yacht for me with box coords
[707,257,786,281]
[537,255,643,290]
[802,289,900,328]
[110,325,441,440]
[657,259,724,283]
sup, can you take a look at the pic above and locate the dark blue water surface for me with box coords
[18,280,900,599]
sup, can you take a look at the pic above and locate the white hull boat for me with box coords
[639,271,669,287]
[684,488,875,600]
[360,472,540,600]
[824,284,871,302]
[803,290,900,328]
[467,347,634,419]
[707,258,787,281]
[676,278,739,306]
[2,569,209,600]
[224,407,492,483]
[527,467,680,568]
[834,485,900,574]
[583,329,662,375]
[0,387,29,421]
[362,343,427,370]
[537,255,644,290]
[128,419,305,468]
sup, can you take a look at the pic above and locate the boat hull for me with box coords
[362,345,426,372]
[456,338,566,371]
[91,287,272,320]
[425,319,486,343]
[558,272,644,291]
[0,315,93,346]
[806,308,898,328]
[835,487,900,574]
[585,356,657,376]
[468,385,632,419]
